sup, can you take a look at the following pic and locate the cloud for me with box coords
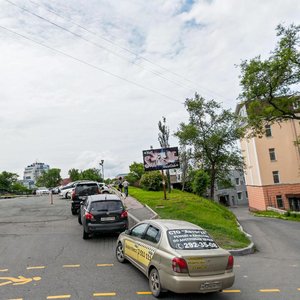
[0,0,299,179]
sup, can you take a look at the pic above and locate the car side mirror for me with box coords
[124,229,131,235]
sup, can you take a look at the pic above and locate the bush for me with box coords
[140,171,162,191]
[192,170,210,196]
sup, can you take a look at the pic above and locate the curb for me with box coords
[228,221,255,256]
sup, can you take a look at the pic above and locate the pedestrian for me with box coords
[118,177,123,193]
[123,179,129,197]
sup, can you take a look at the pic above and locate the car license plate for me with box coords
[101,216,115,221]
[200,281,221,290]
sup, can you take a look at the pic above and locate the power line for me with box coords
[5,0,196,93]
[27,0,229,101]
[0,24,183,104]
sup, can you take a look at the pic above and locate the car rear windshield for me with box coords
[76,184,98,195]
[167,229,219,250]
[90,200,123,211]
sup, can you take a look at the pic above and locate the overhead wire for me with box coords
[5,0,196,93]
[0,24,183,104]
[26,0,229,101]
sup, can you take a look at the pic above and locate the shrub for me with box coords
[140,171,162,191]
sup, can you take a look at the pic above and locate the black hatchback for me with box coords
[79,194,128,239]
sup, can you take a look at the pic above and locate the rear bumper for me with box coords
[86,221,128,233]
[159,270,235,294]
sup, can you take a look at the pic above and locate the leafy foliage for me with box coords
[126,162,145,185]
[36,168,62,188]
[140,171,162,191]
[239,24,300,135]
[0,171,19,192]
[192,170,210,196]
[68,168,102,182]
[175,94,244,199]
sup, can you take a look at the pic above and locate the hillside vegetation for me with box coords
[129,187,250,250]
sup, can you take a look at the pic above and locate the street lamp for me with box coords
[99,160,104,181]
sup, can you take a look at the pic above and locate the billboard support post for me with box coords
[161,170,167,200]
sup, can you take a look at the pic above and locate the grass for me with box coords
[128,187,250,250]
[254,210,300,222]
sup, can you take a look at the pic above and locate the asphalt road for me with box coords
[0,196,299,300]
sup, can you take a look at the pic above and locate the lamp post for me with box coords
[99,160,104,181]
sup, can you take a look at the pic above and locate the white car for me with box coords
[36,187,50,195]
[59,182,77,199]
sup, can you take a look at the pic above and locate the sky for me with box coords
[1,0,300,179]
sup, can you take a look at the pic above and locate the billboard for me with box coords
[143,147,180,171]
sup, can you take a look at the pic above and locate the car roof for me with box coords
[146,219,203,231]
[87,194,121,202]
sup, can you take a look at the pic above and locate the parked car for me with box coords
[116,219,234,297]
[36,187,50,195]
[59,182,77,199]
[70,181,101,215]
[79,194,128,239]
[98,182,110,194]
[51,187,60,194]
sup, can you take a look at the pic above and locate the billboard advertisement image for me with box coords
[143,147,180,171]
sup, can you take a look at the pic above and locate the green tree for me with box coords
[175,94,244,199]
[126,162,145,185]
[80,168,102,181]
[36,168,62,188]
[68,168,81,181]
[0,171,18,191]
[192,170,210,196]
[158,116,171,193]
[140,171,162,191]
[239,24,300,136]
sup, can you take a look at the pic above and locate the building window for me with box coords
[265,125,272,137]
[273,171,280,184]
[276,195,283,208]
[246,191,248,199]
[269,148,276,161]
[235,178,240,185]
[237,192,242,200]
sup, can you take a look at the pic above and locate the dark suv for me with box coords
[71,181,100,215]
[78,194,128,239]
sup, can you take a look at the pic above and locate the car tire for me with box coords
[71,209,76,215]
[116,242,126,263]
[83,227,90,240]
[78,214,82,225]
[149,268,163,298]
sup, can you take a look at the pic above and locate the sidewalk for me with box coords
[112,189,157,226]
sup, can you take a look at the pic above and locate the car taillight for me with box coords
[172,257,188,273]
[120,211,128,218]
[226,255,234,270]
[85,212,94,221]
[71,190,76,200]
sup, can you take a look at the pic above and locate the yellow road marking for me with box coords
[63,265,80,268]
[96,264,114,267]
[0,269,8,272]
[0,276,41,286]
[222,290,241,293]
[136,291,152,295]
[93,292,116,297]
[259,289,280,292]
[26,266,45,270]
[46,295,71,299]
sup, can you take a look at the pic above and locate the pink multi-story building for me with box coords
[236,104,300,211]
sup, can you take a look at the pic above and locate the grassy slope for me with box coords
[128,187,250,250]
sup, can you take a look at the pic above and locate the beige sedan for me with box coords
[116,219,235,297]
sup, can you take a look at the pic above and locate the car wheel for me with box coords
[149,268,162,298]
[78,214,82,225]
[71,209,76,215]
[116,242,126,263]
[83,227,90,240]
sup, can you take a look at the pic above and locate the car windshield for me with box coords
[90,200,123,211]
[167,229,219,250]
